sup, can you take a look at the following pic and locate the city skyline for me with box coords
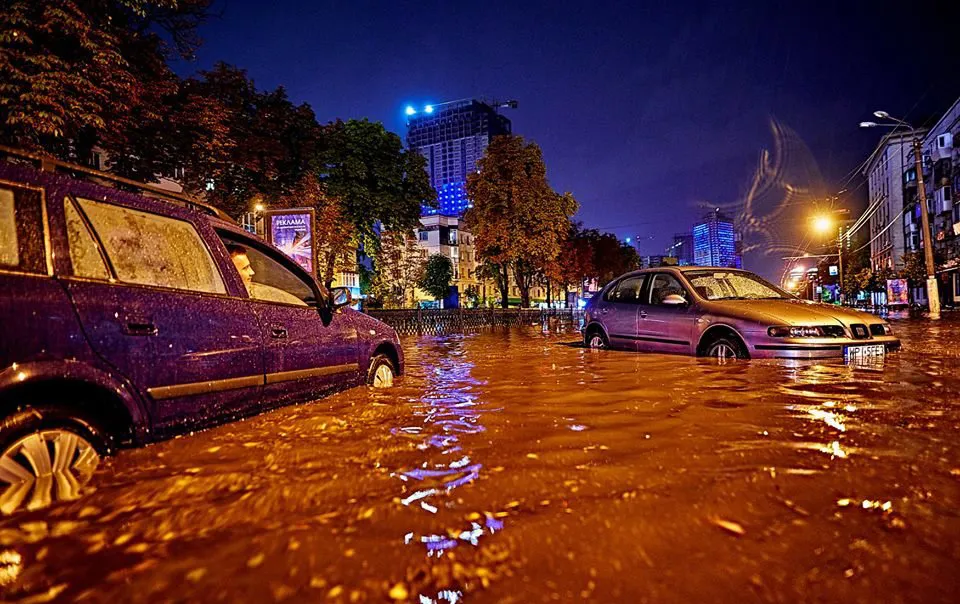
[176,1,958,280]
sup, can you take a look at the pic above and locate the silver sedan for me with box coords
[583,267,900,360]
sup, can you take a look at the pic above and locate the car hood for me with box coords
[704,299,879,328]
[343,308,399,342]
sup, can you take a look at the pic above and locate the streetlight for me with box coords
[810,210,849,304]
[860,111,940,319]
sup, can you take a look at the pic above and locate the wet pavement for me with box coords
[2,314,960,603]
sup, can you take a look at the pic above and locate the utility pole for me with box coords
[837,225,844,305]
[912,138,941,319]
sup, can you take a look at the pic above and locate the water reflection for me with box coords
[391,335,504,601]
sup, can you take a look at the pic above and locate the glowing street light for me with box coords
[812,215,833,235]
[405,106,416,116]
[424,104,434,114]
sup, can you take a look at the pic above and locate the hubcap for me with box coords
[373,363,395,388]
[711,343,737,359]
[0,430,100,515]
[588,335,605,349]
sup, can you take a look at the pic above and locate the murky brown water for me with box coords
[2,315,960,603]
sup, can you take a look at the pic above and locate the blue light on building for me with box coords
[405,105,417,116]
[693,209,742,268]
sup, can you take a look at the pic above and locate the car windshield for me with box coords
[685,271,790,301]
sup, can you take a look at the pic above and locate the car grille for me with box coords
[850,324,870,339]
[869,324,886,337]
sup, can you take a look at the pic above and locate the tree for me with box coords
[583,230,639,286]
[545,223,595,305]
[274,174,354,289]
[319,119,436,252]
[466,135,578,307]
[372,230,426,308]
[0,0,211,169]
[419,254,453,303]
[900,252,928,289]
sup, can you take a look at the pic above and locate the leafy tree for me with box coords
[319,119,436,251]
[372,230,426,308]
[0,0,210,168]
[582,230,639,286]
[180,64,323,218]
[900,252,928,288]
[273,174,354,289]
[419,253,453,302]
[545,223,595,305]
[466,135,577,307]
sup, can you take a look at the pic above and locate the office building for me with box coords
[665,233,694,265]
[693,209,742,268]
[406,99,513,217]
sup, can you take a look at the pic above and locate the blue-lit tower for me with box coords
[693,209,742,268]
[406,99,514,217]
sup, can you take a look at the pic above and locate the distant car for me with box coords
[583,267,899,360]
[0,148,403,514]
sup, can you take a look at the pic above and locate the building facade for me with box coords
[406,99,512,217]
[863,131,920,272]
[919,98,960,306]
[665,233,694,266]
[693,209,742,268]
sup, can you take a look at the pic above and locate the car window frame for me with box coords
[215,229,327,309]
[0,179,52,277]
[69,195,229,296]
[603,274,646,304]
[646,271,690,307]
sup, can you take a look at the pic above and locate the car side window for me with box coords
[648,273,688,306]
[606,275,645,304]
[63,197,110,279]
[76,197,226,294]
[219,234,317,307]
[0,185,47,274]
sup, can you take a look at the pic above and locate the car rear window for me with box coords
[76,198,226,294]
[0,184,47,274]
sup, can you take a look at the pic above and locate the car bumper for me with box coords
[748,335,901,359]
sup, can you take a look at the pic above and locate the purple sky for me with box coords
[179,0,959,279]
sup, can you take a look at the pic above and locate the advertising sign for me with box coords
[886,278,909,306]
[829,265,839,276]
[265,208,315,276]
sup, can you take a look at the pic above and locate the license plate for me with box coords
[844,344,885,362]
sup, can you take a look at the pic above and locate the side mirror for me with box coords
[331,287,352,309]
[661,294,688,306]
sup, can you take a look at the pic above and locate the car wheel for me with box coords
[368,354,396,388]
[705,337,745,361]
[0,406,107,515]
[585,329,608,350]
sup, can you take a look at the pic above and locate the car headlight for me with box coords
[869,323,893,336]
[767,325,844,338]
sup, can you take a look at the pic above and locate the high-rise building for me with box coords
[406,99,513,217]
[665,233,694,265]
[693,209,742,268]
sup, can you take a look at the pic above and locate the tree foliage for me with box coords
[419,254,453,302]
[319,119,436,250]
[0,0,210,166]
[466,135,577,307]
[371,230,426,308]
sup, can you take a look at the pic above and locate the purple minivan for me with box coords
[0,148,403,514]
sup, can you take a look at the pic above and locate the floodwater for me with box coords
[2,316,960,603]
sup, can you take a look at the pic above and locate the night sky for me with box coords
[180,0,960,280]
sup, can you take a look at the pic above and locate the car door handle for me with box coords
[600,307,609,314]
[639,310,647,319]
[124,321,158,336]
[270,326,288,339]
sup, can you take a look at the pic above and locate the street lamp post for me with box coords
[811,209,849,305]
[860,112,940,319]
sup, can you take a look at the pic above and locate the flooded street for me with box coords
[2,316,960,603]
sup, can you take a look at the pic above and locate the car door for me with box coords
[596,275,646,349]
[637,272,696,354]
[56,194,264,432]
[215,232,360,404]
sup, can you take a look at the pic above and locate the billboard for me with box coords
[886,278,909,306]
[265,208,315,276]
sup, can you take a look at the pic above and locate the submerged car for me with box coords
[583,267,899,360]
[0,147,402,513]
